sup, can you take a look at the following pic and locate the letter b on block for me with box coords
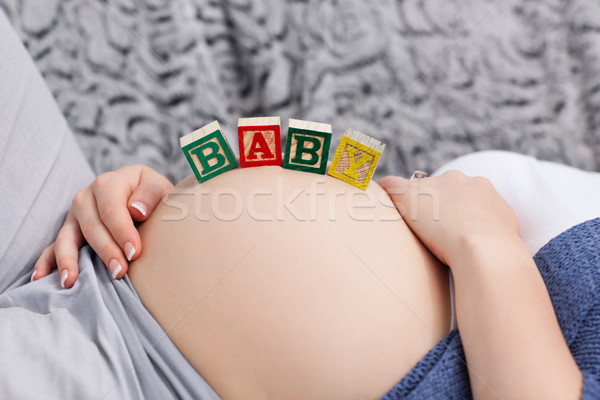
[190,140,226,175]
[283,119,332,175]
[291,135,322,165]
[181,121,238,183]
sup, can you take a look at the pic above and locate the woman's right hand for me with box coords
[379,171,583,400]
[32,165,173,288]
[378,170,521,268]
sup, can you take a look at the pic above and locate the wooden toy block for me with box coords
[238,116,282,167]
[327,128,385,190]
[283,118,332,175]
[180,120,238,183]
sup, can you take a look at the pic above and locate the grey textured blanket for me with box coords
[2,0,599,182]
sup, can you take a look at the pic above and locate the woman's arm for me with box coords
[33,165,172,288]
[451,227,582,399]
[379,171,582,400]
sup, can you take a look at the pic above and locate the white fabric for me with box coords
[433,150,600,330]
[434,150,600,256]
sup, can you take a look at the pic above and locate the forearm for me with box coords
[452,233,582,400]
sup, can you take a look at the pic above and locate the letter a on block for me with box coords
[283,118,332,175]
[180,121,238,183]
[327,128,385,190]
[238,116,282,167]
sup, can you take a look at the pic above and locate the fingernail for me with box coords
[60,270,69,288]
[124,242,136,261]
[131,201,147,217]
[109,259,123,279]
[31,269,37,282]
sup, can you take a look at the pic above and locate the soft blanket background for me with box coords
[2,0,600,182]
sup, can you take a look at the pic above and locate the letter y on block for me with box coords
[181,121,238,183]
[327,129,385,190]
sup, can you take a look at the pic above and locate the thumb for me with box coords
[378,176,412,217]
[378,175,410,193]
[128,167,174,222]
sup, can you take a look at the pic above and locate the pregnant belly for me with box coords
[129,167,450,400]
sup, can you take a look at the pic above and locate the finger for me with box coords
[378,175,438,236]
[72,187,128,279]
[95,166,172,263]
[378,176,410,194]
[53,213,84,288]
[33,245,57,281]
[377,176,413,205]
[92,172,141,263]
[128,167,173,222]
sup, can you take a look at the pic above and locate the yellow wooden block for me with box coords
[327,128,385,190]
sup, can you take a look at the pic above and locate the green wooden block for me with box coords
[283,119,332,175]
[180,121,238,183]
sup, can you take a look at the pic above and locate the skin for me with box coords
[33,165,173,287]
[128,167,450,399]
[35,164,584,399]
[379,173,583,399]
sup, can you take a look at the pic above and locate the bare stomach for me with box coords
[129,166,450,400]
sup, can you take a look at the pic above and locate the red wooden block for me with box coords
[238,117,282,168]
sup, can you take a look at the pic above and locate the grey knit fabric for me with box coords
[2,0,600,182]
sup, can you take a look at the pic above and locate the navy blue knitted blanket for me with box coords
[381,218,600,399]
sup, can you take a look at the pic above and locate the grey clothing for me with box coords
[0,9,218,400]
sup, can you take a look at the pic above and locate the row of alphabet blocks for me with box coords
[180,117,385,190]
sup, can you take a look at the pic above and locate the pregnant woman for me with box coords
[2,7,599,398]
[34,155,600,399]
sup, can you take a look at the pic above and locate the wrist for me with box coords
[448,229,531,276]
